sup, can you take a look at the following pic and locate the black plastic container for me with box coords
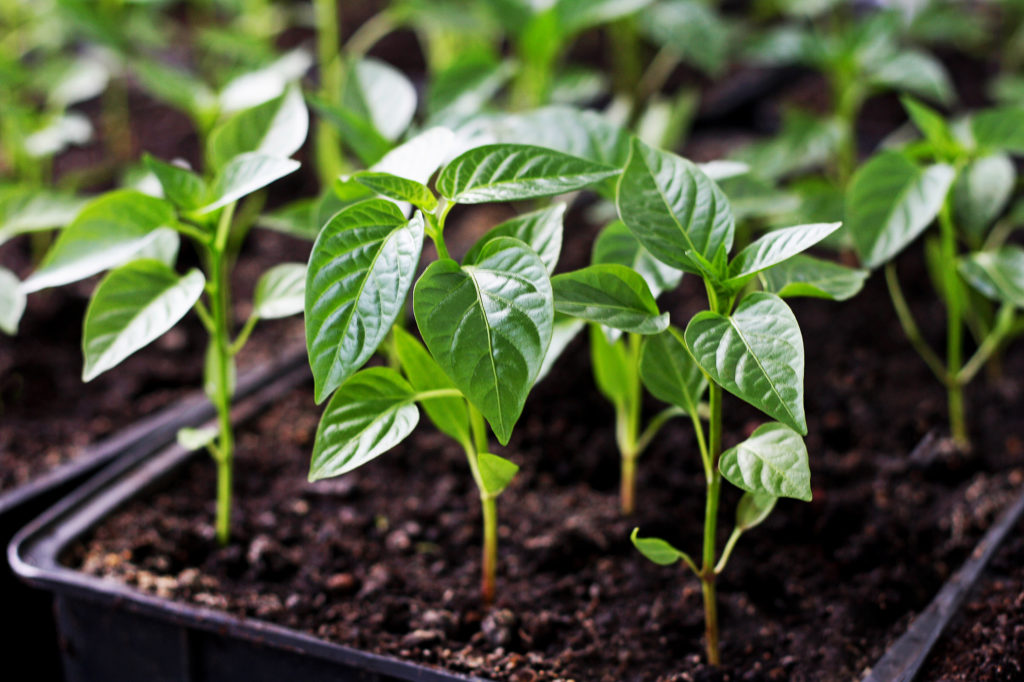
[9,364,486,682]
[0,348,306,680]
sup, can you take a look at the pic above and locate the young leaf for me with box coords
[685,292,806,434]
[971,107,1024,155]
[719,422,811,501]
[427,54,515,125]
[208,86,308,170]
[143,156,207,211]
[351,172,438,212]
[589,323,632,408]
[437,144,618,204]
[638,0,729,76]
[847,152,955,269]
[306,200,425,403]
[253,263,305,319]
[630,528,691,566]
[258,198,319,241]
[592,220,682,297]
[196,153,300,214]
[900,96,954,149]
[759,255,868,301]
[735,491,777,531]
[958,247,1024,307]
[0,189,87,245]
[555,0,653,35]
[953,154,1015,243]
[24,190,176,292]
[392,326,471,447]
[344,58,417,142]
[463,204,565,274]
[552,264,668,334]
[727,222,842,281]
[639,326,707,418]
[82,260,206,381]
[477,453,519,496]
[867,50,954,105]
[309,368,419,481]
[0,267,26,335]
[414,237,553,445]
[310,94,392,166]
[177,426,218,452]
[616,137,734,275]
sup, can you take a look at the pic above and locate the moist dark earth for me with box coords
[68,244,1024,681]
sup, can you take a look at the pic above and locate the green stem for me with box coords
[313,0,344,184]
[628,45,680,128]
[884,262,949,384]
[938,200,968,450]
[714,528,742,575]
[701,381,723,666]
[620,454,637,516]
[209,203,237,545]
[832,73,862,187]
[958,305,1015,386]
[467,405,498,604]
[619,334,642,515]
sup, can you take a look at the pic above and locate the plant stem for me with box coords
[620,454,636,516]
[313,0,344,184]
[619,334,642,515]
[210,203,236,545]
[467,405,498,605]
[938,200,968,450]
[700,381,723,666]
[884,262,949,384]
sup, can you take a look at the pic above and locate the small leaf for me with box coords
[477,453,519,496]
[344,58,417,141]
[392,326,470,447]
[309,368,419,481]
[900,96,954,149]
[638,0,729,76]
[414,237,553,445]
[592,220,682,297]
[868,50,954,105]
[971,106,1024,155]
[616,137,734,275]
[197,153,300,214]
[352,171,437,212]
[847,152,954,269]
[728,222,842,281]
[144,155,207,210]
[589,323,632,408]
[437,144,618,204]
[760,255,868,301]
[0,267,26,335]
[556,0,654,35]
[253,263,305,319]
[0,189,87,245]
[258,198,319,241]
[630,528,689,566]
[552,264,668,334]
[685,292,806,434]
[82,260,205,381]
[177,426,218,452]
[959,247,1024,307]
[735,491,778,531]
[719,422,811,501]
[208,86,308,170]
[639,326,707,417]
[463,204,565,274]
[305,200,425,403]
[953,154,1016,243]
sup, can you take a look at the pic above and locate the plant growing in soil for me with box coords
[15,89,309,544]
[847,97,1024,450]
[616,136,850,664]
[305,142,618,603]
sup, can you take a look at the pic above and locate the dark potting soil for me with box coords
[68,243,1024,681]
[0,229,309,494]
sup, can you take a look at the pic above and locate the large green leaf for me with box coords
[728,222,841,281]
[392,326,471,447]
[759,254,867,301]
[847,152,954,269]
[414,237,553,445]
[24,190,176,292]
[639,326,706,418]
[0,267,25,335]
[463,204,565,274]
[952,154,1015,243]
[306,200,425,403]
[867,50,954,105]
[592,220,682,297]
[638,0,729,76]
[719,422,811,501]
[253,263,305,319]
[552,264,668,334]
[616,137,734,274]
[207,86,308,170]
[437,144,617,204]
[344,58,417,142]
[0,189,87,245]
[971,107,1024,155]
[309,367,419,481]
[427,54,515,126]
[82,260,205,381]
[959,247,1024,307]
[685,292,806,434]
[197,153,300,214]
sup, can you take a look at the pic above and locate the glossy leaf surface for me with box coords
[392,326,470,447]
[463,204,565,274]
[959,247,1024,307]
[553,264,668,334]
[639,326,706,417]
[719,422,811,501]
[253,263,305,319]
[760,255,867,301]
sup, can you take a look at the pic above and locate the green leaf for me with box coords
[616,137,734,275]
[555,0,653,35]
[197,153,300,214]
[427,53,515,126]
[392,326,470,447]
[719,422,811,501]
[477,452,519,495]
[959,247,1024,307]
[437,144,618,204]
[24,190,176,292]
[344,58,417,141]
[685,292,806,434]
[900,96,954,149]
[728,223,842,281]
[309,94,391,166]
[0,189,87,245]
[351,171,438,212]
[0,267,26,335]
[868,50,954,105]
[630,528,690,566]
[847,152,955,269]
[953,154,1016,243]
[306,200,425,403]
[463,204,565,274]
[589,323,632,408]
[414,237,553,445]
[82,260,205,381]
[144,155,207,211]
[735,491,777,531]
[258,198,319,240]
[592,220,682,297]
[207,86,308,170]
[177,426,218,452]
[253,263,305,319]
[759,255,868,301]
[309,367,419,481]
[638,0,729,76]
[971,106,1024,155]
[639,326,706,417]
[552,264,668,334]
[366,126,457,190]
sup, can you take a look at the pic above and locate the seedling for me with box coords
[305,142,617,603]
[847,97,1024,450]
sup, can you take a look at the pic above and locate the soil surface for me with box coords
[68,242,1024,681]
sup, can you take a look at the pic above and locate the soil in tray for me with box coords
[66,244,1024,681]
[0,229,309,494]
[918,513,1024,681]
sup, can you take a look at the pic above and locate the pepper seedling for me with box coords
[614,136,849,665]
[305,142,617,604]
[846,97,1024,450]
[16,88,309,545]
